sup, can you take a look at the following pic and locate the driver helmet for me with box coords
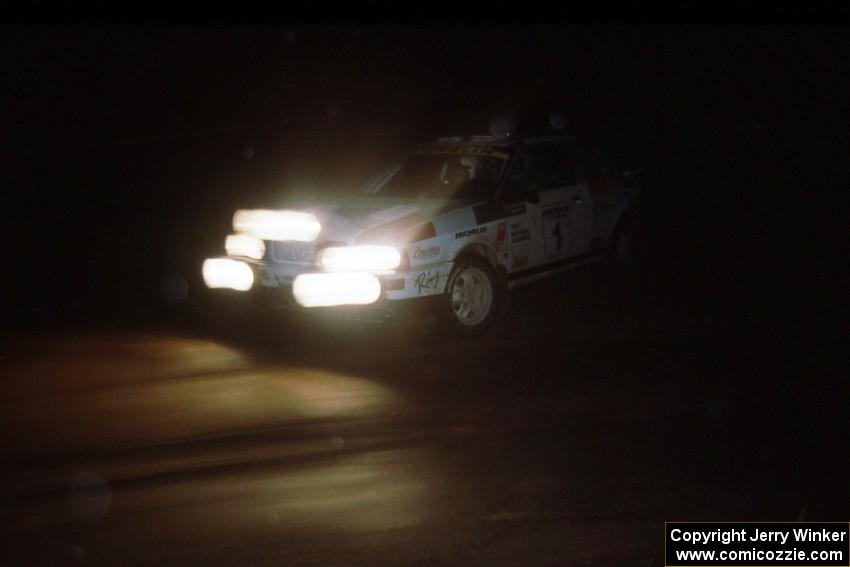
[460,156,480,180]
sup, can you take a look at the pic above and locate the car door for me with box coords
[500,141,583,271]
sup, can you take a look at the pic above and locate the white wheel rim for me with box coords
[450,266,493,327]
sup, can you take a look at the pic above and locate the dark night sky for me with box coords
[7,26,845,151]
[2,25,847,331]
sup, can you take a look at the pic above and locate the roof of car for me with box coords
[418,134,576,149]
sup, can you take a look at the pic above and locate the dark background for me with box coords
[3,24,846,336]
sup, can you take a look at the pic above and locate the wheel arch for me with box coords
[454,241,508,282]
[443,246,506,338]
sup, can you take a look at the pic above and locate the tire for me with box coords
[443,255,504,338]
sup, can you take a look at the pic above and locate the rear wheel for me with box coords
[444,255,503,338]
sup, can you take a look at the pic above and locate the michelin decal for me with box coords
[455,226,487,239]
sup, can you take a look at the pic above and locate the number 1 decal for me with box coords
[542,202,571,259]
[553,221,562,251]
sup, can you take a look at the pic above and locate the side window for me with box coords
[503,142,577,198]
[579,147,615,197]
[503,151,533,197]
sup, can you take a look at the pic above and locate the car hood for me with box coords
[306,197,476,245]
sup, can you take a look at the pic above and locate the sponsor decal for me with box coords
[413,245,440,260]
[497,222,506,242]
[503,201,527,216]
[455,226,487,239]
[542,203,571,217]
[510,223,531,244]
[512,255,529,269]
[414,270,449,294]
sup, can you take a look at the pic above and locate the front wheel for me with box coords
[443,256,503,338]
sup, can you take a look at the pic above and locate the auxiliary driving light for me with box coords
[232,209,321,242]
[225,233,265,260]
[292,272,382,307]
[202,258,254,291]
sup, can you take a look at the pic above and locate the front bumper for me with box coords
[203,256,451,313]
[201,257,396,319]
[208,277,440,324]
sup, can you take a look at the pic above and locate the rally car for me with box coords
[202,134,638,337]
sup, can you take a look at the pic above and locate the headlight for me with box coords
[318,245,401,272]
[202,258,254,291]
[225,234,265,260]
[233,209,321,242]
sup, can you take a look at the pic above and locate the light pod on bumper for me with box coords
[202,258,254,291]
[318,245,401,272]
[292,272,382,307]
[232,209,321,242]
[225,233,265,259]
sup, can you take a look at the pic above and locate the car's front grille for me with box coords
[270,241,315,263]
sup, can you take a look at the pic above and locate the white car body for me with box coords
[204,135,638,329]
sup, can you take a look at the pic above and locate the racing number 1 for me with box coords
[542,202,571,259]
[552,221,562,252]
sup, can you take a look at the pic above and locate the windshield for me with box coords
[360,146,511,200]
